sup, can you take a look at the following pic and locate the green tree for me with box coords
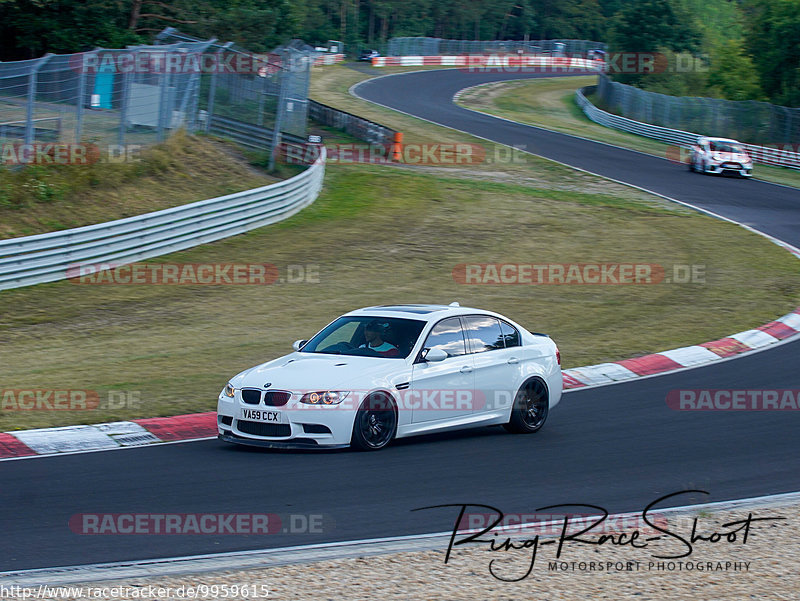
[706,37,765,101]
[609,0,701,53]
[743,0,800,106]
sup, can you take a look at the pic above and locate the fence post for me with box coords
[25,54,52,145]
[205,42,234,134]
[118,50,134,146]
[157,69,171,141]
[784,107,792,145]
[257,67,268,127]
[75,56,87,142]
[268,49,289,171]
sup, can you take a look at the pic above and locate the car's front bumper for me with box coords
[705,162,752,177]
[218,432,349,450]
[217,394,356,448]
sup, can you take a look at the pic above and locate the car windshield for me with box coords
[300,316,426,359]
[710,141,744,153]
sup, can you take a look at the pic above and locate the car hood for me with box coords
[231,352,409,392]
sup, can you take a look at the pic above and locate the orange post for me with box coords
[391,131,404,162]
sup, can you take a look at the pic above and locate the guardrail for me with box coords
[0,117,62,143]
[308,99,397,145]
[575,86,800,170]
[210,105,397,148]
[371,55,602,70]
[313,53,345,66]
[0,147,326,291]
[207,114,307,150]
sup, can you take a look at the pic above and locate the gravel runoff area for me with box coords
[6,495,798,600]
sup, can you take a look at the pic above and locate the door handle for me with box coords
[507,357,519,364]
[460,365,473,373]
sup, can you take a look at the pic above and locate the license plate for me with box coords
[240,407,285,423]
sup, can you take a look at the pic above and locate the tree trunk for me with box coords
[129,0,143,30]
[368,3,374,45]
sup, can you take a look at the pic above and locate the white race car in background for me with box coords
[689,136,753,177]
[217,303,562,451]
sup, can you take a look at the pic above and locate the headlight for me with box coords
[300,391,351,405]
[223,382,236,398]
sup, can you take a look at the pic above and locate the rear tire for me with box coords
[351,393,397,451]
[504,379,549,434]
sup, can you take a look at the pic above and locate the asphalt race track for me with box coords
[2,69,800,572]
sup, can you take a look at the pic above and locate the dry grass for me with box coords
[0,130,281,239]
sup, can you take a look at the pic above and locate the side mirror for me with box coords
[422,347,448,362]
[292,339,308,351]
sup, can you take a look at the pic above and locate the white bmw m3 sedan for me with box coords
[217,303,562,451]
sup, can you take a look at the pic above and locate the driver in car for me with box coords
[360,320,400,357]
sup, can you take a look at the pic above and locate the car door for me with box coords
[409,317,475,424]
[462,315,522,415]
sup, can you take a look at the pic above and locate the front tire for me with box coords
[504,379,549,434]
[351,393,397,451]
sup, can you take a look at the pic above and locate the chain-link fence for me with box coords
[387,37,606,57]
[0,27,316,157]
[596,74,800,146]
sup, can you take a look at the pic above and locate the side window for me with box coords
[463,315,505,353]
[499,320,521,348]
[423,317,467,357]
